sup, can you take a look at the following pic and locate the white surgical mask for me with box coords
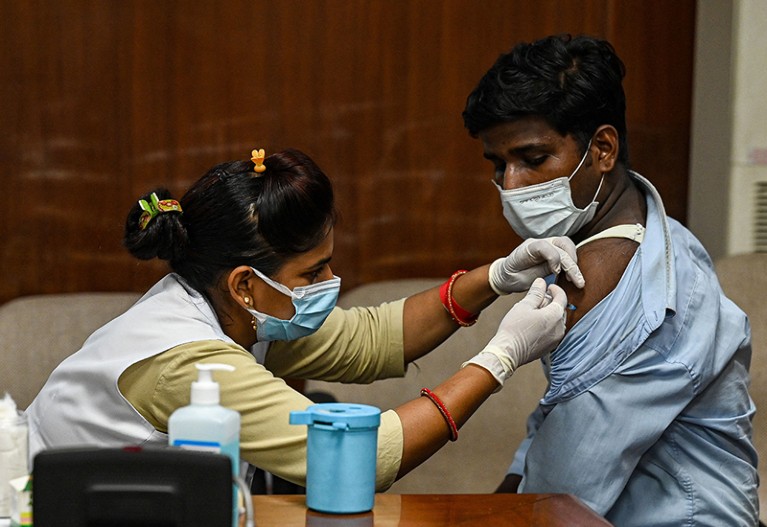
[495,140,604,239]
[245,268,341,342]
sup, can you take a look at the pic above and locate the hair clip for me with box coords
[138,192,183,230]
[251,148,266,174]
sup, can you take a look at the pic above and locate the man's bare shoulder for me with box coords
[558,238,640,329]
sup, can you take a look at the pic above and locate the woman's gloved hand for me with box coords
[463,278,567,387]
[488,237,585,295]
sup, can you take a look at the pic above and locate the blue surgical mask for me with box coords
[246,267,341,342]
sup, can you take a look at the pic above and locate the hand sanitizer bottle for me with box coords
[168,363,240,526]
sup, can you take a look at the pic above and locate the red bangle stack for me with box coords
[420,388,458,441]
[439,270,479,327]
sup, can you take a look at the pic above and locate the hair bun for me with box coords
[123,188,189,262]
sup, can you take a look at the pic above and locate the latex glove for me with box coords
[488,237,585,295]
[463,278,567,387]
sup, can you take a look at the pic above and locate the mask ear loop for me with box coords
[251,267,297,298]
[568,137,604,205]
[591,173,606,203]
[567,138,593,182]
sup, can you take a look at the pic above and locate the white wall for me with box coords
[689,0,767,259]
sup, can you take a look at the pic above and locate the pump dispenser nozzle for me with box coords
[191,363,235,405]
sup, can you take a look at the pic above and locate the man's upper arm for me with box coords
[558,238,639,330]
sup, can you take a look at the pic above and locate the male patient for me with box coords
[463,34,759,526]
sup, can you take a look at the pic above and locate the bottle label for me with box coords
[171,439,222,453]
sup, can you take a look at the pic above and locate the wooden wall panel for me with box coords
[606,0,697,216]
[0,0,695,303]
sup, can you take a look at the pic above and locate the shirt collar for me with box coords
[629,171,677,323]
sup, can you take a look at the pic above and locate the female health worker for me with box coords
[26,148,581,490]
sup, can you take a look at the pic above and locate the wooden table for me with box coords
[251,493,613,526]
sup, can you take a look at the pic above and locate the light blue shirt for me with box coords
[509,173,759,526]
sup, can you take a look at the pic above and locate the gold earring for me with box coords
[243,297,257,332]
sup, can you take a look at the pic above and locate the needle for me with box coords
[544,292,577,311]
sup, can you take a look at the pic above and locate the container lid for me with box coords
[289,402,381,430]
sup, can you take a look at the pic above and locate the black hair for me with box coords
[124,149,337,293]
[463,34,629,164]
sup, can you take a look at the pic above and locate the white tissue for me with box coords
[0,393,28,517]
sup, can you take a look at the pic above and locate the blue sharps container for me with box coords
[289,402,381,513]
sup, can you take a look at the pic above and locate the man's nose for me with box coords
[503,164,524,190]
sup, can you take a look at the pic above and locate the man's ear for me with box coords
[593,125,619,173]
[227,265,258,310]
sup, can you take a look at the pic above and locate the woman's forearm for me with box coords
[401,264,497,364]
[393,364,498,478]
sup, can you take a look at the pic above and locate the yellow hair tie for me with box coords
[251,149,266,174]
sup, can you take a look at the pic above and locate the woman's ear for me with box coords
[593,125,619,173]
[227,265,258,310]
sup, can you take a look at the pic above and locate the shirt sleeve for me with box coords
[519,344,694,515]
[507,404,545,476]
[118,340,403,491]
[265,300,406,383]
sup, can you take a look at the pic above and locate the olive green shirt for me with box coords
[119,301,406,491]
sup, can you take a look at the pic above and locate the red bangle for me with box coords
[420,387,458,441]
[439,270,479,327]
